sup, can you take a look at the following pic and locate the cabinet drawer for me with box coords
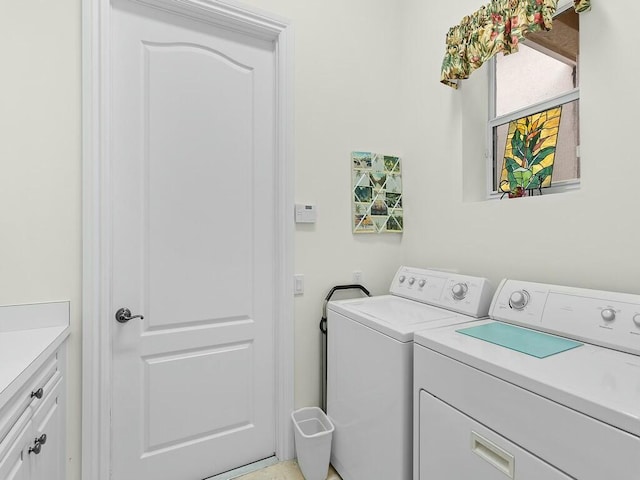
[0,407,32,465]
[0,418,31,480]
[0,353,58,444]
[30,373,63,480]
[31,372,62,424]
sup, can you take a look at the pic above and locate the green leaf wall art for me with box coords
[352,152,403,233]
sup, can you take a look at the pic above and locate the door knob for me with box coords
[29,441,42,455]
[115,307,144,323]
[31,388,44,399]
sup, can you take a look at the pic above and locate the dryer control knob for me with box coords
[399,275,406,284]
[601,308,616,322]
[418,279,426,288]
[452,283,468,300]
[633,314,640,328]
[408,277,416,286]
[509,290,529,310]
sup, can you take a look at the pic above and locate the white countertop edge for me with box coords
[0,326,70,408]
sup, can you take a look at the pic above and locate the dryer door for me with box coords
[418,391,572,480]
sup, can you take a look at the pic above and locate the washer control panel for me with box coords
[390,266,494,318]
[490,279,640,356]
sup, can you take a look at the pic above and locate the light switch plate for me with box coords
[294,274,304,295]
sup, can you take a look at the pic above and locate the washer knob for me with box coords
[418,279,426,288]
[509,290,529,310]
[601,308,616,322]
[399,275,406,284]
[408,277,416,286]
[633,314,640,328]
[451,283,468,300]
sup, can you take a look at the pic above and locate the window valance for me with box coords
[441,0,591,89]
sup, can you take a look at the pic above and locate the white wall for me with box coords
[0,0,82,478]
[400,0,640,293]
[4,1,638,479]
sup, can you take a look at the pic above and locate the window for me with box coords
[488,6,580,198]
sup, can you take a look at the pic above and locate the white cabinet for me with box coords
[0,412,31,480]
[30,365,65,480]
[0,305,68,480]
[0,348,66,480]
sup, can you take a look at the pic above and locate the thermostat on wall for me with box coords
[295,204,317,223]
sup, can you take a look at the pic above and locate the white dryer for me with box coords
[327,266,493,480]
[414,279,640,480]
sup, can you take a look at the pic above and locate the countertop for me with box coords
[0,302,70,408]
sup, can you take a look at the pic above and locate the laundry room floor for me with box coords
[235,460,342,480]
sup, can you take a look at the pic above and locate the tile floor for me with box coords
[235,460,342,480]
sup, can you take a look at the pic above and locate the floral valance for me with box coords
[441,0,591,89]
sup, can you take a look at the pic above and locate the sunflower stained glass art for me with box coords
[499,107,562,198]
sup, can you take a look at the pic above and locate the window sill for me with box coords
[486,179,581,201]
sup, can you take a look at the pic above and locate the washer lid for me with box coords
[415,320,640,438]
[328,295,475,342]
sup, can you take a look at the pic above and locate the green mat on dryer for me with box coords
[456,322,583,358]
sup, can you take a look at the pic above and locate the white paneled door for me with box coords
[109,1,276,478]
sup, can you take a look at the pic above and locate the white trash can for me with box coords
[291,407,335,480]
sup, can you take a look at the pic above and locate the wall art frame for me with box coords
[352,151,403,234]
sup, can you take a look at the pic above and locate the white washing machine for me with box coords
[327,266,494,480]
[414,279,640,480]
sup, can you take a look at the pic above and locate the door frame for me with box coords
[81,1,295,478]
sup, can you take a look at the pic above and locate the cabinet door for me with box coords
[30,373,63,480]
[0,418,32,480]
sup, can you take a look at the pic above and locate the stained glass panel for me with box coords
[499,107,562,197]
